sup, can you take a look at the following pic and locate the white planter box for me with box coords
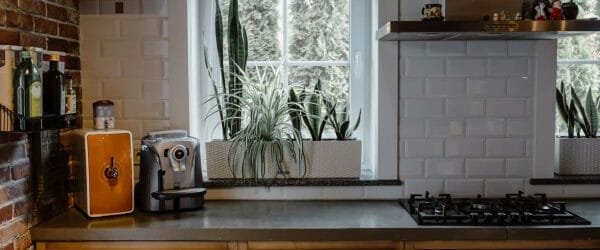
[555,138,600,175]
[206,140,362,179]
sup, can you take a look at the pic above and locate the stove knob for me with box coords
[497,212,507,223]
[510,212,520,223]
[470,212,479,223]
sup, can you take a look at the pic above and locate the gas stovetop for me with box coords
[400,191,591,226]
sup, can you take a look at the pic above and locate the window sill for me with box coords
[530,174,600,185]
[204,178,402,187]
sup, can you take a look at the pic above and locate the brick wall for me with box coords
[0,133,33,250]
[0,1,80,249]
[0,0,81,101]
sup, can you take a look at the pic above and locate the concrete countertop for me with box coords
[31,200,600,242]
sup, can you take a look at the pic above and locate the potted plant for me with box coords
[288,80,362,179]
[555,81,600,175]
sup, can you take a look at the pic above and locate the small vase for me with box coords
[562,0,579,20]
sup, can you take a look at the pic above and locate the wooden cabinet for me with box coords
[36,240,600,250]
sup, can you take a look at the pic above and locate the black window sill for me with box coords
[204,178,402,187]
[530,174,600,185]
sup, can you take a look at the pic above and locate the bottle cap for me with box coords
[21,51,31,58]
[49,54,60,61]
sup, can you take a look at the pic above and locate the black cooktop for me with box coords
[400,191,591,226]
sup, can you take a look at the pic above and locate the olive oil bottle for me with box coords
[13,51,42,131]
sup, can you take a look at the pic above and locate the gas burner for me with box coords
[399,191,590,226]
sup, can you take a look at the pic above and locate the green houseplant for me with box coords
[555,81,600,175]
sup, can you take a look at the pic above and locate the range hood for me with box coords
[377,20,600,41]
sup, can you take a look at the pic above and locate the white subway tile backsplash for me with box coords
[116,120,144,139]
[508,41,536,56]
[404,98,445,118]
[486,138,527,157]
[425,159,465,177]
[507,77,534,97]
[102,40,142,58]
[487,57,529,77]
[364,186,404,199]
[404,139,444,158]
[400,41,426,56]
[81,80,103,99]
[485,179,525,197]
[466,159,505,177]
[141,0,168,17]
[102,79,143,99]
[445,138,484,157]
[506,158,533,177]
[81,58,121,78]
[400,159,425,177]
[466,78,506,97]
[80,40,100,57]
[405,58,445,77]
[426,119,463,138]
[446,58,486,77]
[486,99,528,116]
[427,41,466,56]
[465,118,505,137]
[467,41,507,56]
[142,80,170,99]
[400,119,426,138]
[445,179,484,197]
[143,40,168,58]
[426,78,466,97]
[81,17,120,40]
[121,59,166,79]
[506,118,533,136]
[121,18,162,38]
[446,99,484,117]
[142,120,170,134]
[400,77,425,97]
[122,100,167,119]
[404,179,444,196]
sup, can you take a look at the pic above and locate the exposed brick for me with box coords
[0,204,12,224]
[67,71,80,85]
[58,23,78,40]
[66,8,78,24]
[18,0,45,16]
[8,144,27,164]
[19,14,33,31]
[0,9,6,26]
[34,18,57,35]
[58,0,78,10]
[20,33,45,49]
[65,55,79,70]
[5,10,19,28]
[0,167,10,184]
[0,219,28,242]
[46,4,67,22]
[13,232,31,250]
[5,180,30,200]
[13,197,32,217]
[67,41,79,55]
[0,134,8,143]
[10,161,30,180]
[0,0,18,9]
[2,242,13,250]
[47,37,67,52]
[0,146,9,166]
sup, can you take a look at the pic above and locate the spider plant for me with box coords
[556,81,598,138]
[228,67,305,179]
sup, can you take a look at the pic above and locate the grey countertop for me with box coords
[31,200,600,242]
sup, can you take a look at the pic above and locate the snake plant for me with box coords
[300,79,333,141]
[325,101,361,140]
[205,0,248,141]
[556,81,598,138]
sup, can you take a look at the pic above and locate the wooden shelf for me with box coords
[377,20,600,41]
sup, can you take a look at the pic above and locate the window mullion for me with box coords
[282,0,289,88]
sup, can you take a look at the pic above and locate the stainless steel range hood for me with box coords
[377,20,600,41]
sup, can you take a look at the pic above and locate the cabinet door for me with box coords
[406,240,600,250]
[244,241,403,250]
[36,241,238,250]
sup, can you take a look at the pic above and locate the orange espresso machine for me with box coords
[72,129,134,217]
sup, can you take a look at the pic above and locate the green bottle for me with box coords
[13,51,42,131]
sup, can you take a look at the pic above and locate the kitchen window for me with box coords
[191,0,374,177]
[556,0,600,135]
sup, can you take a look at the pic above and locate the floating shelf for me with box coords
[377,20,600,41]
[16,114,80,132]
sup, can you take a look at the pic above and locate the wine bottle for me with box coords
[43,54,65,115]
[13,51,42,131]
[65,76,76,114]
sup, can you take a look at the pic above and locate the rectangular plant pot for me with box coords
[555,138,600,175]
[205,140,362,179]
